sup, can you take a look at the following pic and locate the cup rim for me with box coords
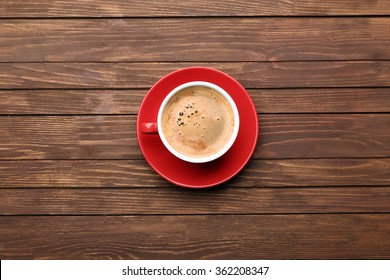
[157,81,240,163]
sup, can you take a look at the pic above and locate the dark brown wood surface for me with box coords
[0,88,389,114]
[1,215,389,259]
[1,62,390,89]
[1,18,390,62]
[1,187,390,215]
[1,0,390,17]
[0,159,389,188]
[0,114,389,159]
[0,0,389,260]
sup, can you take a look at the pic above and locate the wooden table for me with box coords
[0,0,389,259]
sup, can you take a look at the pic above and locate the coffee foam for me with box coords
[162,86,234,158]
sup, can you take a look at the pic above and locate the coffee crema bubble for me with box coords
[161,86,235,158]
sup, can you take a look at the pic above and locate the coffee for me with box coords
[161,85,235,158]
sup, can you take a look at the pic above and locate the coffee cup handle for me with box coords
[141,122,158,134]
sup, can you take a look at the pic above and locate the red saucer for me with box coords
[137,67,258,188]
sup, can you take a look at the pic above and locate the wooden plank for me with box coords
[0,159,388,188]
[0,114,388,160]
[1,18,390,62]
[0,214,389,259]
[1,88,389,115]
[1,187,389,215]
[0,116,135,160]
[258,114,390,159]
[1,0,389,17]
[1,62,390,89]
[253,88,390,114]
[0,90,144,115]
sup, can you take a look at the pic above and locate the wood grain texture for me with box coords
[0,159,388,188]
[1,18,390,62]
[1,0,389,262]
[0,116,135,160]
[0,114,388,160]
[258,114,390,159]
[1,187,389,215]
[1,62,390,89]
[0,215,389,259]
[0,90,144,115]
[1,0,389,17]
[1,88,389,115]
[253,88,390,114]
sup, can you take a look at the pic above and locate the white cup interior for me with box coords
[157,81,240,163]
